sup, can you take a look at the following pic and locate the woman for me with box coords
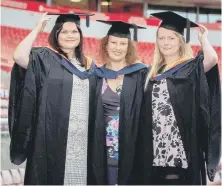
[8,12,96,185]
[87,20,148,185]
[140,11,221,185]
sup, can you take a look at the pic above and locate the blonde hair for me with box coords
[99,35,137,65]
[145,28,193,87]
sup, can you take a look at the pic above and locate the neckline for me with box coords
[104,78,122,95]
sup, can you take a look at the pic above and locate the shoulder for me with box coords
[30,47,52,63]
[171,53,204,79]
[30,47,55,63]
[29,47,52,72]
[183,51,204,68]
[133,61,150,74]
[31,47,48,54]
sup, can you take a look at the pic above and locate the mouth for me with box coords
[162,48,172,51]
[113,51,122,56]
[66,40,76,42]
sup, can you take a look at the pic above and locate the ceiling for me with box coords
[51,0,221,10]
[147,0,221,9]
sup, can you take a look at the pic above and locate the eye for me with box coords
[61,30,68,34]
[169,37,175,40]
[158,37,164,40]
[72,30,78,34]
[121,42,127,45]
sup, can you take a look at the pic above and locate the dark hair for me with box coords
[48,22,86,67]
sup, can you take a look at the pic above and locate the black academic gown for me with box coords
[8,47,97,185]
[140,51,221,185]
[87,64,149,185]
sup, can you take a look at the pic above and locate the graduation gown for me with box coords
[87,63,149,185]
[140,51,221,185]
[8,47,97,185]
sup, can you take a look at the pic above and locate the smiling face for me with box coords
[106,35,129,62]
[157,27,181,57]
[58,22,80,50]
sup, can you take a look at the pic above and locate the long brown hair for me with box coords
[48,22,86,66]
[99,35,137,65]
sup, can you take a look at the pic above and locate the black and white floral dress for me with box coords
[152,79,188,168]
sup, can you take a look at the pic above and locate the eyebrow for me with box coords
[61,29,78,31]
[110,40,127,42]
[158,35,175,37]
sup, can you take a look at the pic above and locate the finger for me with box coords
[42,19,50,27]
[199,24,207,31]
[199,24,208,33]
[40,22,47,32]
[40,12,48,20]
[44,17,51,21]
[43,12,48,16]
[198,28,203,35]
[197,27,204,35]
[41,17,51,23]
[200,27,205,34]
[42,21,47,28]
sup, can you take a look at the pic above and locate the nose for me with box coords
[116,43,121,50]
[163,40,170,47]
[67,32,75,38]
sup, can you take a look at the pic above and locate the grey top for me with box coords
[63,58,89,185]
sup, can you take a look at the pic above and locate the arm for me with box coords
[13,12,50,69]
[198,24,218,72]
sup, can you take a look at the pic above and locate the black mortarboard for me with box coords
[151,11,199,43]
[48,13,94,27]
[97,20,146,41]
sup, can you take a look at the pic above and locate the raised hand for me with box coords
[36,12,51,33]
[198,24,208,44]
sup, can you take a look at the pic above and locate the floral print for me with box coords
[101,79,122,164]
[152,79,188,168]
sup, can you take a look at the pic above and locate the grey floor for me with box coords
[1,134,26,171]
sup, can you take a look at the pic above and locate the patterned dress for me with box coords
[152,79,188,169]
[101,78,122,167]
[63,59,89,185]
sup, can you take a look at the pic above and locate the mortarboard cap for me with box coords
[151,11,199,43]
[97,20,146,41]
[48,13,94,27]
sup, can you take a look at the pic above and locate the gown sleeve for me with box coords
[8,49,40,165]
[196,51,221,181]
